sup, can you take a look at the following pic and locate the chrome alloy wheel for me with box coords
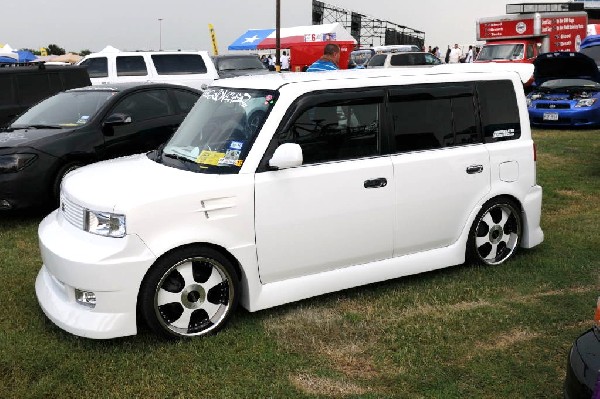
[474,203,521,265]
[154,256,235,337]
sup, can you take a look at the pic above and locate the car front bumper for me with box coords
[35,210,157,339]
[564,328,600,399]
[528,106,600,128]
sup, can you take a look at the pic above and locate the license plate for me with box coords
[543,112,559,121]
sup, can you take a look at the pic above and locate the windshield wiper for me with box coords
[12,124,63,130]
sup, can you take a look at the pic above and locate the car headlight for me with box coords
[575,98,597,107]
[0,153,37,174]
[84,210,126,238]
[526,98,532,107]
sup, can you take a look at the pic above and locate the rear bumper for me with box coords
[521,185,544,249]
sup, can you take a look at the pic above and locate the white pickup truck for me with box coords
[78,50,219,90]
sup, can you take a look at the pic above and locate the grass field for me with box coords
[0,128,598,398]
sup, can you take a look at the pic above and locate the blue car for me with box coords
[527,52,600,127]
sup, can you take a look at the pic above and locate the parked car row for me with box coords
[0,83,201,210]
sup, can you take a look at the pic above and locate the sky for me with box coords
[1,0,566,53]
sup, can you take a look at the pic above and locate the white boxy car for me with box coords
[35,66,544,339]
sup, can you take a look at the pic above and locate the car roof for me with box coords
[213,54,260,59]
[214,64,525,91]
[66,82,202,93]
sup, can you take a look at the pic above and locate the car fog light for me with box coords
[75,289,97,308]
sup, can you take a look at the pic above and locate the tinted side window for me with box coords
[80,57,108,78]
[151,54,208,75]
[278,97,381,165]
[389,84,479,153]
[116,56,148,77]
[111,90,172,121]
[477,80,521,142]
[368,54,386,67]
[172,89,200,113]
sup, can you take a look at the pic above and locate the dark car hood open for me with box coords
[534,52,600,86]
[0,126,74,148]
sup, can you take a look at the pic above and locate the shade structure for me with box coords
[228,23,356,51]
[228,23,357,70]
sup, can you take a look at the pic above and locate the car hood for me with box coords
[534,52,600,86]
[61,154,227,213]
[0,127,76,147]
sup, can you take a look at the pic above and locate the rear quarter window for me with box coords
[151,54,208,75]
[477,80,521,143]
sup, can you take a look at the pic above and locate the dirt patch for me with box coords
[476,328,540,351]
[290,373,369,397]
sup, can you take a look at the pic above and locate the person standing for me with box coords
[306,43,340,72]
[280,51,290,71]
[448,43,463,64]
[465,45,474,63]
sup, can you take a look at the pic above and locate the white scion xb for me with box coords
[36,65,544,339]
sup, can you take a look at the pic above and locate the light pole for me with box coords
[158,18,163,51]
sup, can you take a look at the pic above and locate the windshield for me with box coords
[477,44,524,61]
[11,90,114,127]
[161,87,277,174]
[350,50,373,66]
[539,78,600,90]
[217,57,265,71]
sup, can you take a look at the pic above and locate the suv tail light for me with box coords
[533,142,537,162]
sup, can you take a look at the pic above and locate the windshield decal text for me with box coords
[203,88,253,108]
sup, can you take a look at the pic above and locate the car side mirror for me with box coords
[104,113,132,126]
[269,143,303,170]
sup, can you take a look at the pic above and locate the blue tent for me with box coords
[15,50,37,62]
[228,29,275,50]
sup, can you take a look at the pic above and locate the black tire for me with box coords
[466,198,522,266]
[52,162,81,203]
[139,246,239,339]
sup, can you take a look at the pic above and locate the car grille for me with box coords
[60,194,85,230]
[536,103,570,109]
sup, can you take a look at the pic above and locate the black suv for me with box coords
[0,64,91,126]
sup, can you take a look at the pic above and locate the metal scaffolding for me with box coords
[312,0,425,48]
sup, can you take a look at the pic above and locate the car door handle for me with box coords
[364,178,387,189]
[466,165,484,174]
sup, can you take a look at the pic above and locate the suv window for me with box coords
[477,80,521,142]
[151,54,208,75]
[278,93,382,164]
[111,90,172,121]
[80,57,108,78]
[389,84,479,153]
[367,54,386,67]
[116,56,148,77]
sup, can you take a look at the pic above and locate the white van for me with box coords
[36,66,544,339]
[78,51,219,90]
